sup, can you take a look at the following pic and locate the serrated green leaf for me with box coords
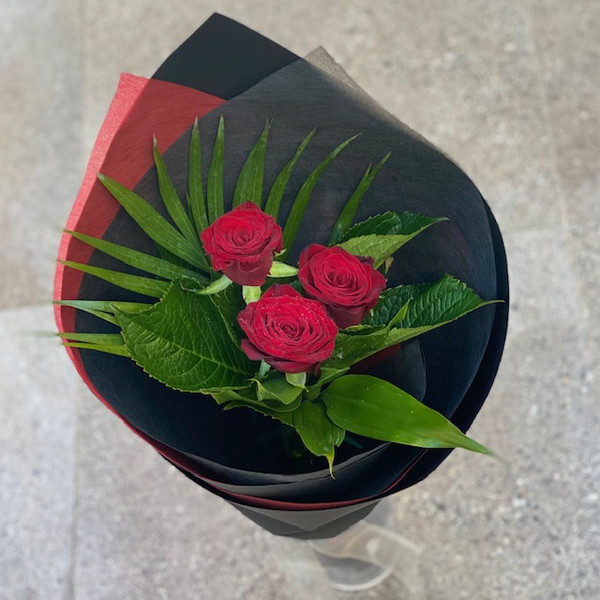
[338,212,446,267]
[65,230,205,282]
[188,117,208,233]
[280,134,359,257]
[207,116,225,222]
[323,328,390,370]
[98,173,208,270]
[264,128,316,219]
[341,211,446,241]
[366,275,499,345]
[292,400,345,475]
[322,375,491,454]
[114,282,254,392]
[234,120,269,207]
[153,137,205,260]
[60,260,169,298]
[329,152,391,244]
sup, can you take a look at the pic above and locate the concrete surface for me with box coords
[1,1,598,598]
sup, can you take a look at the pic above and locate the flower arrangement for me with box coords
[58,117,498,473]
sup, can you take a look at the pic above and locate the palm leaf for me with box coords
[233,120,270,207]
[264,128,316,219]
[188,117,208,233]
[97,174,208,271]
[62,341,130,357]
[280,134,359,257]
[153,138,208,271]
[328,152,391,244]
[54,299,151,325]
[60,260,169,298]
[207,116,225,222]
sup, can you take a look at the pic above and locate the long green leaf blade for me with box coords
[329,152,391,244]
[207,116,225,222]
[280,134,359,255]
[264,128,316,219]
[60,260,169,298]
[66,230,206,282]
[322,375,491,454]
[153,137,203,252]
[54,299,151,325]
[98,173,208,270]
[62,341,130,357]
[234,120,269,207]
[188,117,208,233]
[58,332,124,345]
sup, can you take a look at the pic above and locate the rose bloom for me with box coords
[298,244,386,328]
[200,202,282,286]
[237,284,338,373]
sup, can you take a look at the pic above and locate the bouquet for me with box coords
[55,14,509,538]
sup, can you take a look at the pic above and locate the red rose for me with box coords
[200,202,283,286]
[237,285,338,373]
[298,244,386,328]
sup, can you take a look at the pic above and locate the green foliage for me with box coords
[207,116,225,222]
[234,120,270,207]
[115,283,255,392]
[188,117,208,233]
[322,375,491,454]
[328,152,391,244]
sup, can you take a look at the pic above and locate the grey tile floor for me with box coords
[1,1,598,598]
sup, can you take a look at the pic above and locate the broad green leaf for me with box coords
[264,128,316,219]
[54,299,150,314]
[366,275,499,345]
[114,282,254,392]
[153,137,205,259]
[280,134,359,257]
[322,375,491,454]
[292,400,345,474]
[188,117,208,233]
[305,366,349,401]
[328,152,391,244]
[286,372,307,388]
[323,328,390,370]
[341,211,446,241]
[60,260,169,298]
[234,120,269,207]
[65,230,205,282]
[98,173,208,270]
[62,341,130,357]
[207,116,225,222]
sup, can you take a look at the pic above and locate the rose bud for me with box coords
[200,202,283,286]
[237,284,338,373]
[298,244,386,328]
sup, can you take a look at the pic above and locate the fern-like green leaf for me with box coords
[264,128,316,219]
[188,117,208,233]
[59,260,169,298]
[234,120,270,207]
[281,134,359,257]
[328,152,391,244]
[55,299,150,325]
[98,173,208,270]
[207,116,225,222]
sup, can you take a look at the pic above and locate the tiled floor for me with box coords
[1,1,598,599]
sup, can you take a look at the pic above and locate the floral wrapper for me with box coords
[54,14,508,538]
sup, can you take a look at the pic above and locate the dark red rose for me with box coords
[237,284,338,373]
[200,202,283,286]
[298,244,386,328]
